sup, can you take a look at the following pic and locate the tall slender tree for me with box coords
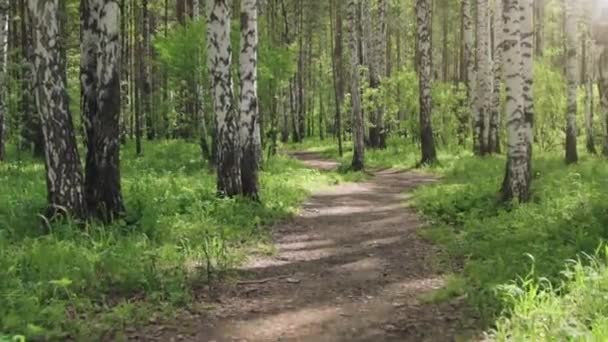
[416,0,437,165]
[81,0,125,221]
[29,0,86,218]
[565,0,578,164]
[462,0,475,149]
[489,0,502,153]
[330,0,344,157]
[347,0,365,171]
[0,0,7,162]
[521,0,534,160]
[501,0,531,202]
[475,0,491,155]
[239,0,262,200]
[370,0,387,149]
[207,0,242,196]
[599,47,608,156]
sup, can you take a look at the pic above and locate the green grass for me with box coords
[0,140,349,340]
[411,151,608,338]
[285,136,468,172]
[293,138,608,339]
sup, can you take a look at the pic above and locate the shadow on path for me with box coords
[130,152,475,342]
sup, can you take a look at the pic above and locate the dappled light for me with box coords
[2,0,608,340]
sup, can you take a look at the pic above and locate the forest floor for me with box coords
[130,152,477,342]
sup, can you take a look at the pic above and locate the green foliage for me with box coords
[0,141,342,339]
[413,153,608,326]
[492,248,608,340]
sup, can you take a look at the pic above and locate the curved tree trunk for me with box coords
[29,0,86,219]
[347,0,365,171]
[565,0,578,164]
[417,0,437,165]
[501,0,531,202]
[81,0,125,221]
[239,0,262,200]
[208,0,242,196]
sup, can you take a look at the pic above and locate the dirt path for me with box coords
[132,152,471,341]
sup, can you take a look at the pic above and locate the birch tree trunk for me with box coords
[29,0,86,219]
[565,0,578,164]
[583,1,596,154]
[501,0,532,202]
[534,0,544,56]
[475,0,491,155]
[239,0,261,200]
[330,0,344,157]
[599,47,608,156]
[462,0,476,151]
[417,0,437,165]
[193,0,211,163]
[207,0,242,196]
[489,0,502,153]
[347,0,365,171]
[21,3,44,157]
[142,0,153,140]
[0,0,7,161]
[369,0,387,149]
[521,0,534,159]
[81,0,125,221]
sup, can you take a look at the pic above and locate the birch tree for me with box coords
[462,0,475,147]
[501,0,532,202]
[369,0,387,149]
[582,0,596,154]
[565,0,578,164]
[0,0,7,162]
[81,0,125,221]
[29,0,86,218]
[347,0,365,171]
[475,0,492,155]
[207,0,242,196]
[239,0,262,200]
[521,0,534,158]
[417,0,437,165]
[599,47,608,156]
[489,0,502,153]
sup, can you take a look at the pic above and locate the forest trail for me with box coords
[132,152,471,342]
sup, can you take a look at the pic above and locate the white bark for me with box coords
[489,0,503,153]
[417,0,437,164]
[239,0,261,199]
[463,0,476,147]
[565,0,579,163]
[0,0,7,161]
[501,0,531,202]
[29,0,86,217]
[347,0,365,170]
[207,0,242,196]
[599,46,608,156]
[475,0,492,155]
[520,0,534,151]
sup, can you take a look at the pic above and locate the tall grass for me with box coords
[0,141,344,339]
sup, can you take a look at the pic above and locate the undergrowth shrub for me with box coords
[413,153,608,329]
[0,141,338,339]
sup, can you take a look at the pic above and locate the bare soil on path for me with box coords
[130,152,473,342]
